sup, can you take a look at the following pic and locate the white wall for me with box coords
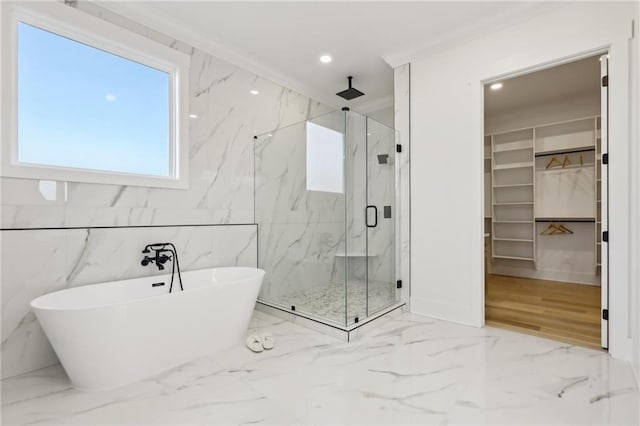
[632,1,640,384]
[408,2,636,361]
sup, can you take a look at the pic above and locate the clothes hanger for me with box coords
[544,224,562,235]
[540,224,558,235]
[556,224,573,234]
[562,155,572,168]
[540,223,573,235]
[546,156,562,169]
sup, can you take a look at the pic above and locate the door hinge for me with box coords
[602,75,608,87]
[396,280,402,289]
[602,153,608,165]
[602,309,608,320]
[396,144,402,153]
[603,231,608,242]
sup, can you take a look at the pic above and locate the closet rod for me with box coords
[534,147,595,157]
[535,218,596,223]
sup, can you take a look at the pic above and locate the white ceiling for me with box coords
[103,1,555,112]
[484,55,602,117]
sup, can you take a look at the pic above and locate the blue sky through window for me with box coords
[18,22,170,177]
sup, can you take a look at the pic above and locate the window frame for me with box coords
[0,2,190,189]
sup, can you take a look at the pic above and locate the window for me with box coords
[1,2,190,188]
[306,121,344,194]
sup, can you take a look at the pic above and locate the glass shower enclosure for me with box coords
[254,109,400,328]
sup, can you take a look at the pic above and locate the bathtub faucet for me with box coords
[141,251,172,270]
[141,243,184,293]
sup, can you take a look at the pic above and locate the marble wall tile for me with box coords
[258,222,344,302]
[394,64,411,305]
[0,2,333,230]
[1,230,68,379]
[345,111,368,256]
[255,112,348,307]
[1,205,66,229]
[253,112,367,309]
[1,225,257,378]
[65,225,257,287]
[254,119,345,226]
[0,178,66,206]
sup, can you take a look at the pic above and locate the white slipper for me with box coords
[260,333,275,350]
[246,335,263,353]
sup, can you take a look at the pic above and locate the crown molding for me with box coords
[95,1,349,111]
[384,3,560,68]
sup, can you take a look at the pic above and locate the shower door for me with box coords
[345,112,399,325]
[365,117,399,315]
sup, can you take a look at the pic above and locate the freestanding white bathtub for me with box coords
[31,267,265,391]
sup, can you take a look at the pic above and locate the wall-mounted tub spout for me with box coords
[141,242,184,293]
[141,252,171,270]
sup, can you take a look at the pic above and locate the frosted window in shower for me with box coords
[306,121,344,193]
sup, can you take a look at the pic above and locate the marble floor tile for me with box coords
[2,310,638,425]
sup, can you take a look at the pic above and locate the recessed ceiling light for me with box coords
[490,82,503,90]
[189,114,198,119]
[320,55,332,64]
[250,89,259,95]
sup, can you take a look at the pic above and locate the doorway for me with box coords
[482,54,608,350]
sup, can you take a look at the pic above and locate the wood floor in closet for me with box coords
[485,274,602,350]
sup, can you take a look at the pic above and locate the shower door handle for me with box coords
[366,205,378,228]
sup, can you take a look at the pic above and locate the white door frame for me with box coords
[480,49,610,349]
[599,53,609,349]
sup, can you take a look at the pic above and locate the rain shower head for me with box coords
[336,76,365,100]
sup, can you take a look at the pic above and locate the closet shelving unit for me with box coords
[489,116,601,268]
[484,135,492,216]
[490,128,535,263]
